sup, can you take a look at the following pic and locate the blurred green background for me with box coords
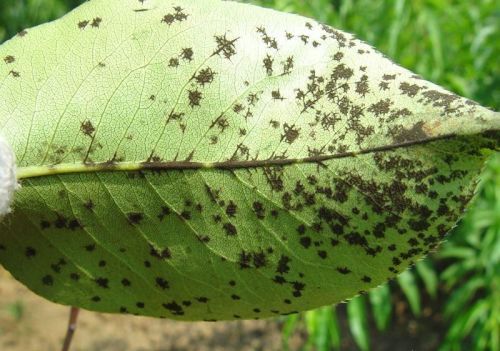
[1,1,499,350]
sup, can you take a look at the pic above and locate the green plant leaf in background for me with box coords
[0,0,498,321]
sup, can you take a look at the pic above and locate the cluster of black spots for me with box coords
[196,297,209,303]
[161,6,188,25]
[85,243,96,252]
[98,260,107,267]
[91,296,101,302]
[78,17,102,29]
[4,55,15,64]
[238,250,268,269]
[127,212,144,225]
[213,33,239,60]
[149,244,171,260]
[231,294,240,300]
[256,27,278,49]
[80,120,95,137]
[39,213,82,231]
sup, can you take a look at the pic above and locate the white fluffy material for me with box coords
[0,135,17,218]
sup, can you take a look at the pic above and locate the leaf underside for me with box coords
[0,0,498,321]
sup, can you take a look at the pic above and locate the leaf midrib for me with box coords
[16,133,469,180]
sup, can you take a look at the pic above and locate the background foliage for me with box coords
[1,0,499,350]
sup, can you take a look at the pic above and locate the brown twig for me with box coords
[61,307,80,351]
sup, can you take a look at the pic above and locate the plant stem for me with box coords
[61,307,80,351]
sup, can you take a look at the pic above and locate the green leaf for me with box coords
[347,296,370,351]
[397,270,421,316]
[415,259,438,298]
[368,284,392,331]
[0,0,498,321]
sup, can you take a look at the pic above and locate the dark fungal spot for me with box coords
[252,201,265,219]
[197,297,209,303]
[155,277,169,289]
[163,301,184,316]
[40,220,51,230]
[282,123,300,144]
[149,245,171,260]
[91,17,102,28]
[119,307,128,313]
[181,47,194,61]
[42,275,54,286]
[277,255,291,274]
[158,206,171,221]
[136,302,145,308]
[362,275,372,283]
[194,67,216,86]
[263,55,273,76]
[121,278,131,287]
[84,200,94,210]
[283,299,291,304]
[231,294,240,300]
[91,296,101,302]
[337,267,351,274]
[85,244,96,252]
[70,273,80,281]
[9,70,20,78]
[390,121,428,144]
[98,260,106,267]
[25,247,36,258]
[317,250,327,259]
[225,201,237,217]
[188,89,202,107]
[95,277,109,288]
[4,55,15,64]
[127,212,144,225]
[18,30,28,37]
[229,280,236,286]
[213,33,239,60]
[299,236,311,248]
[162,6,188,25]
[168,57,179,67]
[78,20,89,29]
[223,222,237,236]
[180,210,191,220]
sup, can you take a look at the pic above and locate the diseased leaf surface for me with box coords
[0,0,498,321]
